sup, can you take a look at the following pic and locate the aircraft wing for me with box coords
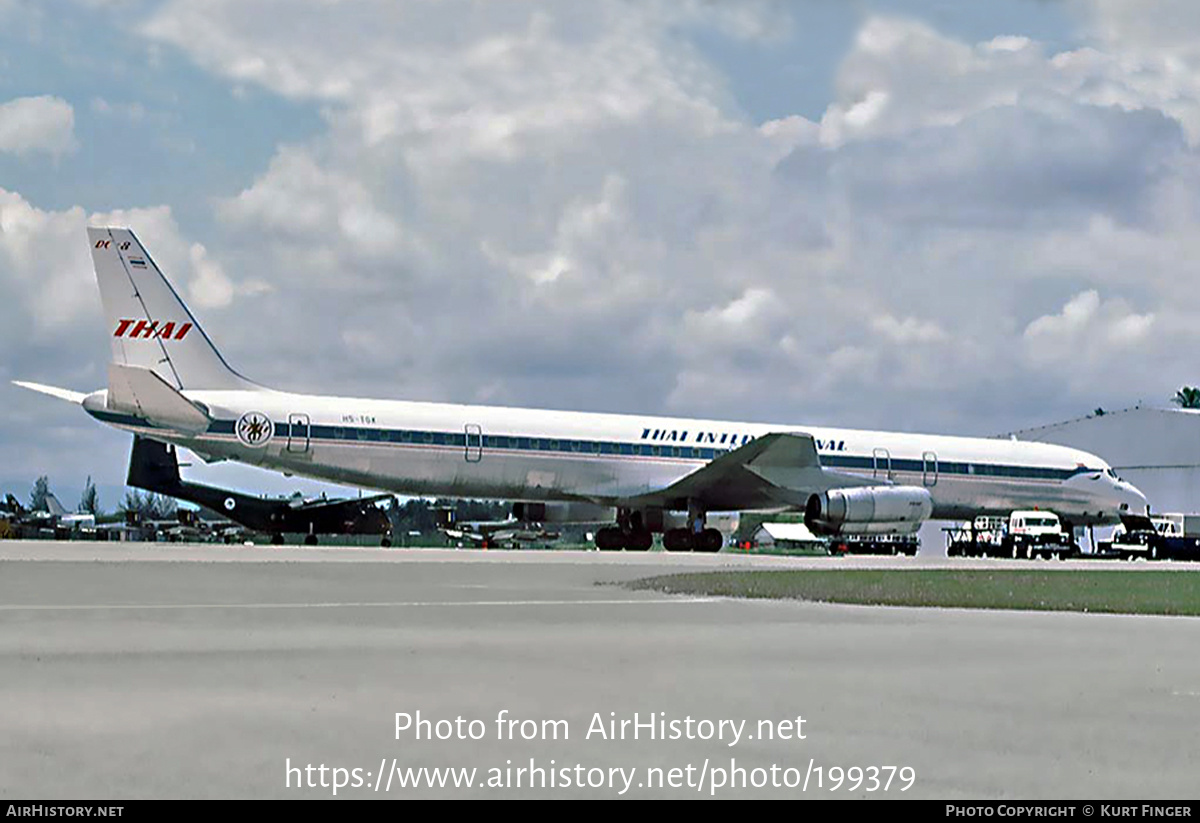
[290,492,394,511]
[622,432,878,511]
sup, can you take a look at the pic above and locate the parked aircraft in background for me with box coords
[126,435,394,545]
[15,228,1148,551]
[439,517,560,549]
[0,493,95,538]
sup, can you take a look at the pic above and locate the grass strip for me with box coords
[624,569,1200,615]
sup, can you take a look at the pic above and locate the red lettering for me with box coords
[113,318,191,340]
[130,320,158,338]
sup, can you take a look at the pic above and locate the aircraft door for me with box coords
[287,413,311,453]
[873,448,892,480]
[923,451,938,487]
[465,423,483,463]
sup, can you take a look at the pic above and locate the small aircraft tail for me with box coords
[88,227,255,391]
[127,436,184,493]
[44,493,68,517]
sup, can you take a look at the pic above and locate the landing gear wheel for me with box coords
[270,533,284,546]
[381,536,392,548]
[697,528,723,553]
[625,530,653,552]
[662,528,694,552]
[595,527,625,551]
[304,534,318,546]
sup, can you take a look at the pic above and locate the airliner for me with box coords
[14,227,1148,550]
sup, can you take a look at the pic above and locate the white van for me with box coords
[1004,510,1074,559]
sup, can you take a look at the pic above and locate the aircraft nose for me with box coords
[1119,482,1149,516]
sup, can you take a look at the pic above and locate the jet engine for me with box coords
[805,486,933,536]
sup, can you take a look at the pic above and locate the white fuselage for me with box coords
[83,387,1148,526]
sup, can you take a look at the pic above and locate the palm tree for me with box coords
[1172,386,1200,409]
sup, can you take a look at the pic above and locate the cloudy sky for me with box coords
[2,0,1199,508]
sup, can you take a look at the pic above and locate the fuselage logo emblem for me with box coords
[236,411,274,448]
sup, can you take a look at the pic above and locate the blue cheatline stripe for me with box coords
[87,409,156,429]
[207,417,1088,482]
[86,407,1090,482]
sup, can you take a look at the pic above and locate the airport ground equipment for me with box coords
[827,533,919,556]
[126,436,395,546]
[945,516,1009,557]
[946,512,1077,558]
[1110,513,1200,561]
[1000,510,1078,559]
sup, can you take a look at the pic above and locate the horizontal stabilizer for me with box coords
[107,364,210,433]
[12,381,87,404]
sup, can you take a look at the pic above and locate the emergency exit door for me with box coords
[287,413,310,453]
[464,424,482,462]
[922,451,938,486]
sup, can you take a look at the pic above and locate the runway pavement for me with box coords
[2,542,1199,799]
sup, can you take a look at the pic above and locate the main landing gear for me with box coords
[594,526,653,551]
[662,528,723,553]
[663,499,723,553]
[594,508,653,551]
[592,503,725,553]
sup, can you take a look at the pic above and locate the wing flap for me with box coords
[292,493,394,511]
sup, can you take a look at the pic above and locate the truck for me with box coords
[1110,513,1200,561]
[1001,510,1077,559]
[946,511,1077,559]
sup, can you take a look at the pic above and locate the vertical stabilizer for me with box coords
[88,227,254,391]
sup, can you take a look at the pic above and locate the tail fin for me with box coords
[44,493,67,517]
[127,436,183,494]
[88,227,255,391]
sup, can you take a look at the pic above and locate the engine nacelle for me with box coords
[805,486,933,536]
[513,501,616,524]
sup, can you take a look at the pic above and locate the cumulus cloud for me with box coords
[1025,290,1154,347]
[872,315,949,344]
[105,3,1200,436]
[0,95,76,157]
